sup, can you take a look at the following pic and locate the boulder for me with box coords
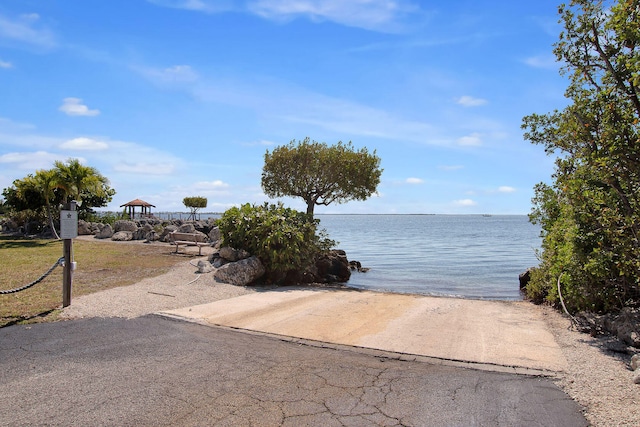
[313,250,351,283]
[77,220,93,235]
[631,354,639,371]
[219,246,251,262]
[111,230,133,241]
[208,226,221,245]
[214,256,265,286]
[160,225,178,242]
[95,223,113,239]
[519,268,534,290]
[197,260,214,273]
[134,224,154,241]
[114,220,138,233]
[178,223,196,233]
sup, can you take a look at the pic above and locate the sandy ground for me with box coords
[61,242,640,426]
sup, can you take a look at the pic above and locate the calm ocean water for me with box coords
[317,215,541,300]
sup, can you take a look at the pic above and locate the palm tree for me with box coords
[54,159,109,205]
[32,169,62,239]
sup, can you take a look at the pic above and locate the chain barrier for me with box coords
[0,257,65,295]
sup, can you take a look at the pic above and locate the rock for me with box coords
[160,225,178,242]
[519,268,534,289]
[197,260,213,273]
[134,224,154,241]
[214,256,265,286]
[208,227,221,245]
[313,250,351,283]
[614,308,640,348]
[77,220,93,235]
[631,354,639,371]
[178,223,196,233]
[349,259,369,273]
[219,246,251,262]
[114,220,138,233]
[95,224,113,239]
[111,230,133,241]
[634,372,640,385]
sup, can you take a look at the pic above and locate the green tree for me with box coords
[54,159,110,204]
[32,169,63,239]
[522,0,640,313]
[183,196,207,220]
[261,138,382,216]
[2,159,115,232]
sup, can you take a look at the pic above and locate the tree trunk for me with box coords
[47,203,60,240]
[306,201,315,217]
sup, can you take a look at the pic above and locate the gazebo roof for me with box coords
[120,198,156,208]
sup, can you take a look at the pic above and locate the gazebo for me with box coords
[120,199,156,219]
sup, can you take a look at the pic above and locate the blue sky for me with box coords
[0,0,568,214]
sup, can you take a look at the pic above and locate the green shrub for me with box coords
[84,211,130,225]
[217,202,335,283]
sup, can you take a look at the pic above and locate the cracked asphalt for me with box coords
[0,316,586,426]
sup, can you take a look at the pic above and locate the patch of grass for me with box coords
[0,236,187,327]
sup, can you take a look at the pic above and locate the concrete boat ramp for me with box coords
[159,288,567,375]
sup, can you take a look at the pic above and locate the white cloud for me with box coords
[523,54,558,69]
[0,12,56,48]
[457,133,482,146]
[0,151,74,170]
[114,161,177,175]
[0,59,12,69]
[148,0,422,32]
[456,95,487,107]
[248,0,420,32]
[194,180,230,189]
[438,165,463,171]
[453,198,477,207]
[59,137,109,151]
[241,139,278,146]
[406,177,423,184]
[135,64,199,84]
[59,98,101,117]
[146,0,234,13]
[498,186,516,193]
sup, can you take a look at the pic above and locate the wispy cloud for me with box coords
[59,137,109,151]
[456,95,487,107]
[457,133,482,146]
[113,161,177,175]
[135,64,199,84]
[194,180,230,190]
[453,198,477,207]
[498,185,516,193]
[59,98,101,117]
[523,54,558,69]
[0,59,12,69]
[248,0,421,32]
[145,0,234,13]
[0,13,57,48]
[406,177,423,184]
[438,165,464,171]
[148,0,422,32]
[0,151,72,171]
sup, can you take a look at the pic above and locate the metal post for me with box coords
[62,201,76,307]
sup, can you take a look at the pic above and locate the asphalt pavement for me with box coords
[0,315,587,426]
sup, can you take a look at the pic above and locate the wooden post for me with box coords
[61,201,77,307]
[62,235,72,307]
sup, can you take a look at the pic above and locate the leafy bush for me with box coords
[217,202,335,283]
[84,210,130,225]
